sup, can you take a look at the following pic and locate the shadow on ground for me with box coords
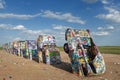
[51,61,72,73]
[30,56,72,73]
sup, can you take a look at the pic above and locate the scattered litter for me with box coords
[13,62,18,65]
[13,62,16,64]
[117,62,120,65]
[99,77,108,80]
[113,62,120,65]
[104,78,108,80]
[110,71,112,74]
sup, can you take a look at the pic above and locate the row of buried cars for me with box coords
[2,28,106,77]
[2,35,61,64]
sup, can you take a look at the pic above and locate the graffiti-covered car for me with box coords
[63,28,106,76]
[18,40,26,57]
[25,40,37,60]
[13,41,19,55]
[37,35,61,64]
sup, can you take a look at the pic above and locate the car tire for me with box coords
[63,43,69,54]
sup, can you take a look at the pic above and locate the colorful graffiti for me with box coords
[64,28,106,76]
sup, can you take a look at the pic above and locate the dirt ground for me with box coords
[0,50,120,80]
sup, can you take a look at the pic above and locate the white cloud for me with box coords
[96,7,120,23]
[93,25,115,36]
[97,27,104,30]
[0,24,47,35]
[0,24,11,29]
[0,24,8,29]
[82,0,109,4]
[0,0,5,9]
[82,0,98,3]
[0,10,85,24]
[52,24,72,30]
[0,24,41,35]
[101,0,109,4]
[42,10,85,24]
[97,26,115,30]
[0,24,27,31]
[92,31,109,36]
[23,29,41,35]
[107,26,114,30]
[12,25,26,30]
[0,13,41,19]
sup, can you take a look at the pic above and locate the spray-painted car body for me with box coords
[11,40,37,60]
[37,35,61,64]
[3,42,12,53]
[17,41,26,57]
[42,43,61,64]
[25,40,37,60]
[13,41,19,55]
[64,28,106,76]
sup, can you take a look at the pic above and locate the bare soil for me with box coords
[0,50,120,80]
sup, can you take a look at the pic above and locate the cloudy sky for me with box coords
[0,0,120,46]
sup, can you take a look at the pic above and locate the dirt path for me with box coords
[0,50,120,80]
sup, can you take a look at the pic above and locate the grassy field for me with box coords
[0,47,3,50]
[98,46,120,54]
[58,46,120,54]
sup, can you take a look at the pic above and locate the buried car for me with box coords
[12,40,38,60]
[25,40,37,60]
[37,35,61,64]
[63,28,106,76]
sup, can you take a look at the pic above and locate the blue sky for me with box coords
[0,0,120,46]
